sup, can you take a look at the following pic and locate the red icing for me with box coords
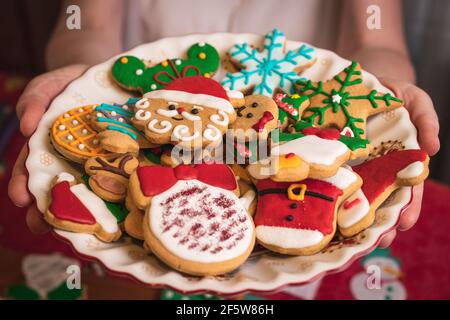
[274,93,296,115]
[254,178,343,235]
[137,163,237,196]
[352,149,427,204]
[49,181,96,225]
[164,76,229,101]
[176,107,185,114]
[285,153,295,159]
[302,127,340,140]
[343,198,361,209]
[252,111,274,132]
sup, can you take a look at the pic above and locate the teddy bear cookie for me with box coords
[132,76,238,149]
[129,163,255,275]
[50,106,112,164]
[247,127,369,182]
[296,61,403,142]
[222,28,316,97]
[45,173,122,242]
[112,42,220,94]
[90,98,156,154]
[254,166,362,255]
[84,154,139,202]
[337,149,429,237]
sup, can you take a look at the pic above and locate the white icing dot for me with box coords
[63,113,70,118]
[93,139,99,145]
[118,118,124,122]
[198,42,205,47]
[67,134,74,141]
[72,120,79,126]
[150,84,157,90]
[136,69,143,75]
[332,94,342,104]
[58,125,66,131]
[97,112,103,118]
[78,108,84,112]
[175,59,182,65]
[122,105,129,110]
[82,129,88,135]
[78,143,85,150]
[111,111,117,116]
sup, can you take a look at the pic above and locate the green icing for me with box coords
[6,284,40,300]
[161,289,220,300]
[112,42,220,93]
[81,174,129,223]
[297,60,402,139]
[278,94,309,124]
[46,282,82,300]
[143,148,161,164]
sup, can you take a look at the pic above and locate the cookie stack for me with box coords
[44,29,429,276]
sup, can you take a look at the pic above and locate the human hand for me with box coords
[378,78,439,247]
[8,64,89,234]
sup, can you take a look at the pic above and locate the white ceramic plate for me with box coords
[26,33,419,295]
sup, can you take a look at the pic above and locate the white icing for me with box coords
[78,108,84,112]
[337,189,370,228]
[203,124,222,141]
[148,119,172,133]
[70,184,118,233]
[135,109,152,121]
[78,144,85,150]
[181,111,201,121]
[168,101,179,106]
[56,172,75,183]
[150,84,157,90]
[96,112,103,118]
[67,135,74,141]
[144,90,234,114]
[273,135,349,166]
[341,127,354,137]
[396,161,424,179]
[82,129,88,135]
[135,98,150,109]
[210,110,229,127]
[111,111,117,116]
[226,90,244,99]
[239,189,256,210]
[157,108,178,117]
[320,167,358,190]
[72,120,79,126]
[63,113,70,118]
[136,69,143,75]
[175,59,182,65]
[172,125,200,142]
[58,125,66,131]
[332,94,342,104]
[256,226,324,249]
[149,179,254,263]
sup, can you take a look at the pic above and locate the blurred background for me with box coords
[0,0,449,300]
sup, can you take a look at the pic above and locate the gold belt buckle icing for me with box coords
[287,183,307,201]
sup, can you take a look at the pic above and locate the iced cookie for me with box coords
[337,149,429,237]
[130,163,255,275]
[274,93,310,128]
[222,28,315,97]
[45,173,122,242]
[247,127,369,182]
[112,42,220,94]
[50,106,112,164]
[254,167,362,255]
[91,99,156,154]
[296,61,403,141]
[84,154,139,202]
[132,76,238,149]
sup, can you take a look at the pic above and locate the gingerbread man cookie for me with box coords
[338,149,429,237]
[132,76,238,149]
[112,42,220,94]
[254,167,362,255]
[129,163,255,275]
[85,154,139,202]
[45,173,122,242]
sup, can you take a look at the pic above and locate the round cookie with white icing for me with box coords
[254,167,362,255]
[45,172,122,242]
[338,149,429,238]
[131,163,255,276]
[132,76,238,150]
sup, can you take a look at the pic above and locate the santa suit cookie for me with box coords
[337,149,429,237]
[254,167,362,255]
[132,76,241,149]
[130,163,255,276]
[45,173,121,242]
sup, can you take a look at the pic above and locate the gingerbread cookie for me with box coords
[132,76,238,149]
[248,127,369,182]
[50,106,112,164]
[112,42,220,94]
[338,149,429,237]
[130,163,255,275]
[91,99,156,154]
[45,173,122,242]
[222,28,315,97]
[296,61,403,140]
[84,154,139,202]
[254,167,362,255]
[229,94,279,140]
[124,193,145,241]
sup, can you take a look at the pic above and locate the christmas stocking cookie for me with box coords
[130,163,255,276]
[337,149,429,237]
[46,173,122,242]
[254,167,362,255]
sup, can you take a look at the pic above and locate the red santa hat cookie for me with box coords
[337,149,429,237]
[45,173,122,242]
[254,166,362,255]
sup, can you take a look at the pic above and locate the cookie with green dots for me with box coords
[112,42,220,94]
